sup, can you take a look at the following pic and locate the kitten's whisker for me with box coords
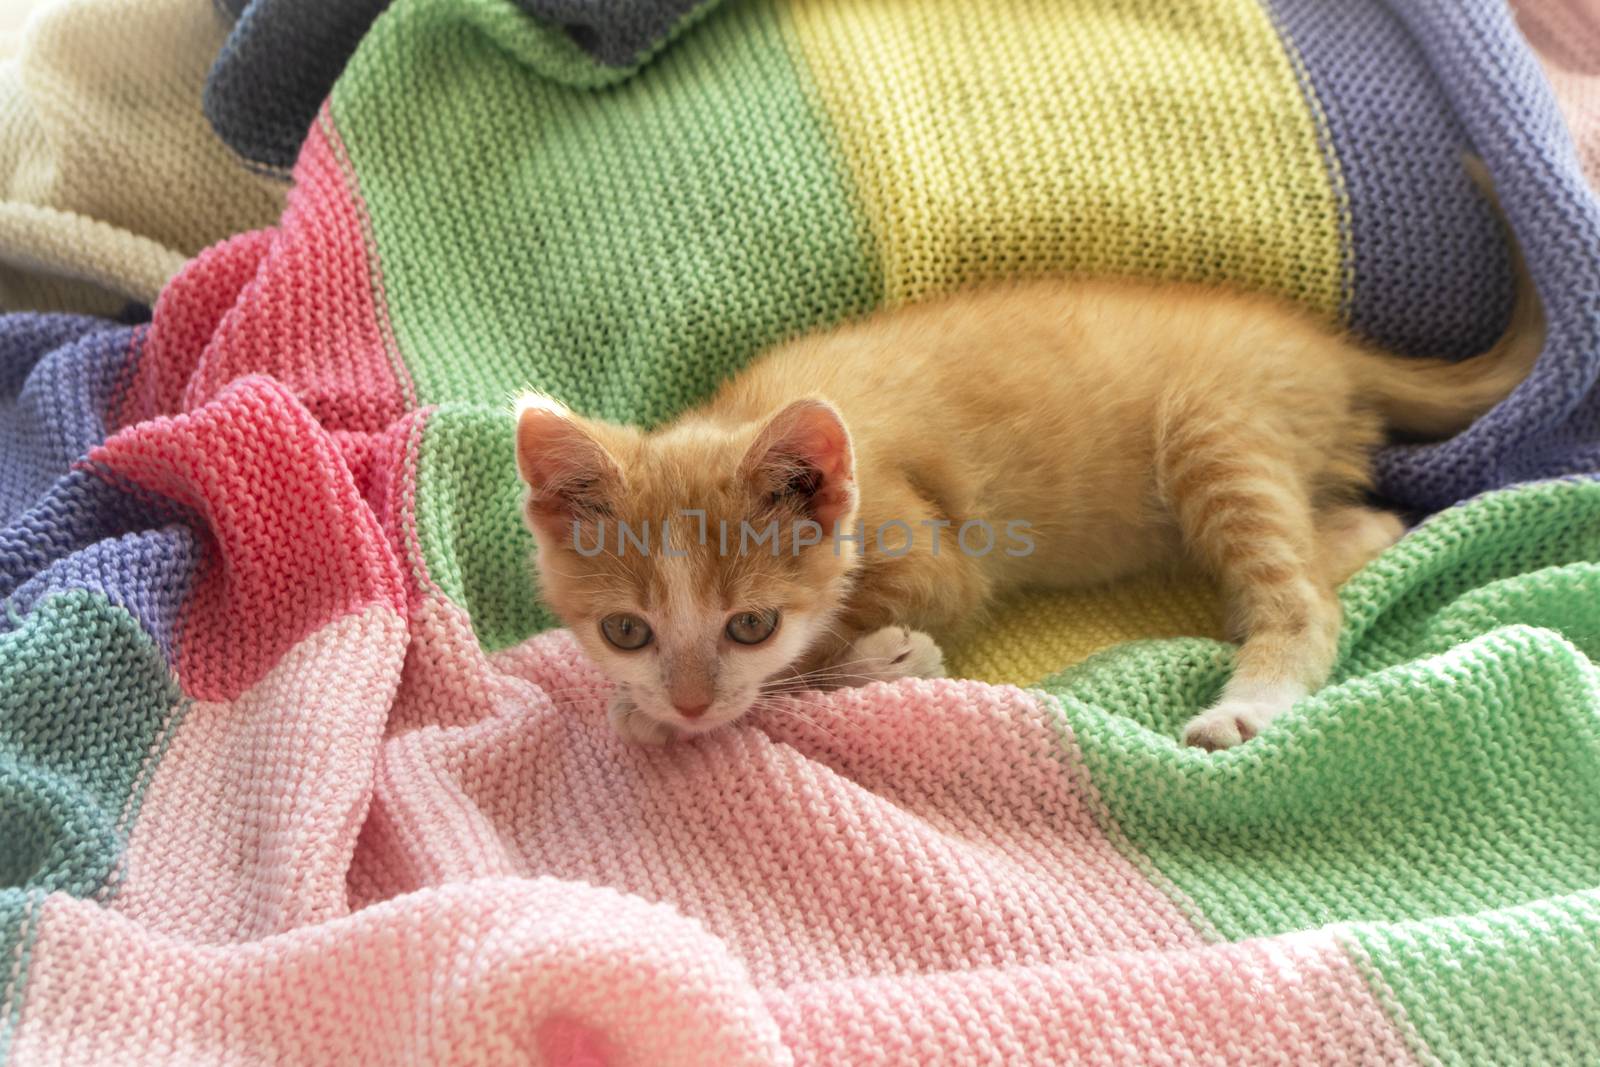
[762,659,889,690]
[758,675,891,698]
[771,653,882,680]
[528,687,612,702]
[750,697,849,746]
[529,562,589,582]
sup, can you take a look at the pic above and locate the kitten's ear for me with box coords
[515,395,622,529]
[741,398,857,530]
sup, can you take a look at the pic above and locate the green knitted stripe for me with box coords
[333,0,879,646]
[0,591,180,896]
[1344,888,1600,1064]
[0,591,180,1038]
[331,0,877,412]
[1044,479,1600,942]
[413,403,557,648]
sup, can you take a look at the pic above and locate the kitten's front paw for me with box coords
[1182,697,1290,752]
[608,691,675,746]
[848,626,946,683]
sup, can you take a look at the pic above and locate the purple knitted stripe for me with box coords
[1265,0,1515,359]
[0,317,196,662]
[1369,0,1600,509]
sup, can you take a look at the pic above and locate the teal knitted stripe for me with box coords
[0,590,181,871]
[0,890,42,1065]
[0,591,182,1036]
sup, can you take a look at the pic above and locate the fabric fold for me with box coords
[0,0,284,314]
[0,1,1598,1063]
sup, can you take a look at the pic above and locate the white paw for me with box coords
[608,690,675,746]
[848,626,946,683]
[1182,695,1299,751]
[1183,680,1307,751]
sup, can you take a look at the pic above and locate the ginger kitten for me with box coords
[515,215,1540,751]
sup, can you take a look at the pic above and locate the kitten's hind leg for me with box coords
[1157,426,1341,751]
[1316,505,1404,587]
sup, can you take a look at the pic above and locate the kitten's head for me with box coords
[514,393,860,736]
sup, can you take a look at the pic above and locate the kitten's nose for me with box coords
[672,700,710,720]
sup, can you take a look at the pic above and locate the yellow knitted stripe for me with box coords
[782,0,1344,313]
[783,0,1337,685]
[944,573,1225,686]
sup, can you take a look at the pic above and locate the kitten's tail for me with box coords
[1351,158,1545,440]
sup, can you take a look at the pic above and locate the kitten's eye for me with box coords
[726,609,780,646]
[600,613,653,651]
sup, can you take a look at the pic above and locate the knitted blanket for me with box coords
[3,0,1600,1063]
[0,0,283,316]
[1515,0,1600,191]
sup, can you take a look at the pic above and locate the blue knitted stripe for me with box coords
[0,318,195,662]
[1264,0,1514,359]
[1369,0,1600,509]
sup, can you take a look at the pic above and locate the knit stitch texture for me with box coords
[0,0,284,314]
[1,0,1599,1063]
[204,0,715,172]
[1515,0,1600,190]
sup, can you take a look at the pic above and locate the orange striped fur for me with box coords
[516,178,1540,749]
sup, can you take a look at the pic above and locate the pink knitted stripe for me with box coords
[331,408,437,608]
[317,103,418,413]
[10,881,788,1066]
[110,605,407,942]
[112,229,275,429]
[766,929,1417,1064]
[116,114,411,433]
[353,617,1206,986]
[87,376,407,701]
[1516,0,1600,189]
[1516,0,1600,77]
